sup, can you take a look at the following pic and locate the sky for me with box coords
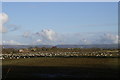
[0,2,119,45]
[2,0,120,2]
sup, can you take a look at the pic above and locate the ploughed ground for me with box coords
[2,57,120,80]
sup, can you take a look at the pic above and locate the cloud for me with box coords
[22,29,118,45]
[36,29,57,41]
[0,13,8,33]
[0,13,19,33]
[41,29,57,41]
[98,33,118,44]
[0,13,8,24]
[33,29,59,45]
[23,32,32,38]
[36,39,42,42]
[59,32,118,45]
[79,38,91,45]
[2,40,23,45]
[7,24,20,31]
[0,40,2,45]
[32,39,42,45]
[22,29,58,45]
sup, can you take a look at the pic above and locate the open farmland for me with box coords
[1,47,120,79]
[2,57,120,80]
[1,47,120,59]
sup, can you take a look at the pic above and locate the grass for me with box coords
[1,57,120,80]
[2,57,119,69]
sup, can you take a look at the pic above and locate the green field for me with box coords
[2,57,119,68]
[2,57,120,80]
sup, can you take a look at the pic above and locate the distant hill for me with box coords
[1,44,119,49]
[56,44,118,49]
[2,45,52,49]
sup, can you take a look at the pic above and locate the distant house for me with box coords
[19,49,24,53]
[52,46,57,48]
[19,48,29,53]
